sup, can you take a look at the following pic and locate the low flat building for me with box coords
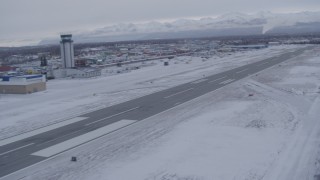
[52,68,101,79]
[0,75,46,94]
[228,44,268,50]
[0,66,17,76]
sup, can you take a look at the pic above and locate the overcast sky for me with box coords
[1,0,320,45]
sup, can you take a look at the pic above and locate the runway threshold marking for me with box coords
[85,107,140,126]
[164,88,194,99]
[208,76,227,83]
[31,120,136,158]
[0,117,88,147]
[0,143,34,156]
[236,68,249,73]
[219,79,235,85]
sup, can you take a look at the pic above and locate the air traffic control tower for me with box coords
[60,34,75,68]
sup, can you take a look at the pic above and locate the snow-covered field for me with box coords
[0,45,296,139]
[1,45,320,180]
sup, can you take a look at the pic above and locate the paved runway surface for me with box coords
[0,47,310,178]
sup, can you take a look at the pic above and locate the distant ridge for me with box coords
[26,11,320,45]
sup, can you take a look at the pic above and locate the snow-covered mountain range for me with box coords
[40,11,320,45]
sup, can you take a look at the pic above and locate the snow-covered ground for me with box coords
[0,45,297,139]
[1,45,320,180]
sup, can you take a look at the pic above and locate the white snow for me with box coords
[0,45,296,139]
[4,11,320,47]
[1,45,320,180]
[99,101,288,180]
[88,11,320,37]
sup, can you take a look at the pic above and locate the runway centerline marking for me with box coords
[257,62,269,66]
[0,143,34,156]
[191,79,207,84]
[236,68,249,73]
[164,88,194,99]
[85,107,140,126]
[32,120,137,158]
[208,76,227,83]
[36,129,83,146]
[219,79,235,85]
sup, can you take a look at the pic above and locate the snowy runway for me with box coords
[0,45,318,180]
